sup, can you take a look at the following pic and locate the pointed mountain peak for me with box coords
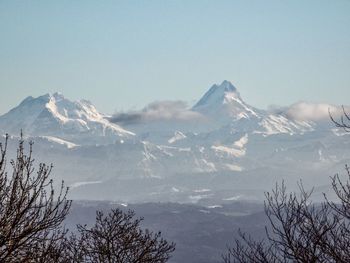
[192,80,241,109]
[220,80,237,92]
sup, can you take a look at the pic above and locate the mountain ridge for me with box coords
[0,81,317,145]
[0,81,349,202]
[0,92,134,144]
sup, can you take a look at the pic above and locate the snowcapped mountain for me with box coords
[0,92,134,144]
[112,81,314,146]
[192,80,313,135]
[193,80,259,119]
[1,81,349,203]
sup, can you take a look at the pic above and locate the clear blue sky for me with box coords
[0,0,349,114]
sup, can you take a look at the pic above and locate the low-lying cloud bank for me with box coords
[110,100,350,125]
[276,102,350,122]
[110,100,205,125]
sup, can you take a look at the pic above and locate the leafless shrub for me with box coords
[0,134,175,262]
[0,134,71,262]
[66,209,176,263]
[223,172,350,263]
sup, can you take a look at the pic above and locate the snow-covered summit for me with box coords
[193,80,260,121]
[0,93,134,144]
[192,80,313,135]
[193,80,240,109]
[0,81,316,146]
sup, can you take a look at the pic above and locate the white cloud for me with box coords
[110,100,206,124]
[283,102,350,122]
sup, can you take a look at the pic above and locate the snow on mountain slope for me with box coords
[192,80,313,135]
[168,131,187,144]
[39,136,78,149]
[0,93,134,144]
[258,114,313,135]
[211,134,248,158]
[193,80,260,120]
[1,81,349,203]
